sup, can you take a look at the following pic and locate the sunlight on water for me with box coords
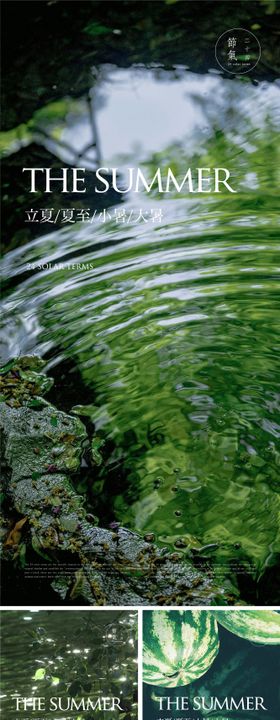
[1,611,137,720]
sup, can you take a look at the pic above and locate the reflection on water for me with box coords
[93,68,280,165]
[1,69,280,594]
[1,611,138,720]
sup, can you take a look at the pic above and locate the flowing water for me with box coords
[1,68,280,598]
[1,610,138,720]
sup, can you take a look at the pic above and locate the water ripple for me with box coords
[1,194,280,582]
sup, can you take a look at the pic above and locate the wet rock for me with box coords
[0,356,53,405]
[0,356,235,605]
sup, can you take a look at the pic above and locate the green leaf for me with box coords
[0,359,15,374]
[84,22,112,36]
[33,667,46,680]
[91,437,104,466]
[51,676,60,686]
[50,415,58,427]
[18,543,27,568]
[76,478,88,494]
[50,495,63,506]
[31,536,52,562]
[27,398,45,408]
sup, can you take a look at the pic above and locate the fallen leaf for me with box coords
[5,517,28,547]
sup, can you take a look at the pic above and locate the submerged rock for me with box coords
[1,403,87,477]
[0,356,236,605]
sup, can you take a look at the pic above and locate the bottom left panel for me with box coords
[0,609,138,720]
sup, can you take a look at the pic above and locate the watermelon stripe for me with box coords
[216,610,280,645]
[143,610,219,687]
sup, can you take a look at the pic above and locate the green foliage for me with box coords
[33,667,46,680]
[0,98,84,157]
[91,437,104,466]
[0,359,16,374]
[31,536,52,562]
[260,0,278,14]
[84,21,113,36]
[18,542,27,569]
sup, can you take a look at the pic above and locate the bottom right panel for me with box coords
[142,609,280,720]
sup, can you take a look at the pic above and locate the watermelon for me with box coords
[143,610,219,687]
[216,610,280,645]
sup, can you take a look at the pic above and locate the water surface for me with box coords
[1,610,138,720]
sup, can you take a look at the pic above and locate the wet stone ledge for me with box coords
[0,356,235,605]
